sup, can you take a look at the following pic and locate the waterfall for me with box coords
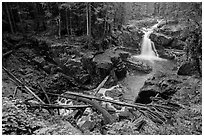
[140,30,158,57]
[134,20,164,61]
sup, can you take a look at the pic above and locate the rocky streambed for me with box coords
[2,18,202,135]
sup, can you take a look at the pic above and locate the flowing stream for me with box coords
[121,20,175,103]
[134,20,163,61]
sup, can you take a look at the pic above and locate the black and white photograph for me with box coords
[1,1,202,135]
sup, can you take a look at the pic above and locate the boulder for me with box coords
[93,52,113,80]
[170,38,186,50]
[93,49,127,80]
[135,73,182,104]
[157,49,175,60]
[177,62,197,76]
[157,27,181,37]
[114,50,130,61]
[110,53,127,79]
[125,57,153,74]
[135,85,160,104]
[157,19,179,29]
[149,32,173,48]
[115,47,140,55]
[81,52,95,75]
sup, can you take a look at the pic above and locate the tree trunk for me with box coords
[34,3,40,32]
[17,3,24,33]
[103,12,107,37]
[69,8,72,36]
[58,12,61,38]
[87,3,92,49]
[86,3,89,36]
[5,3,14,34]
[65,8,69,36]
[10,6,16,33]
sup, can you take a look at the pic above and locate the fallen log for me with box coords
[46,92,177,124]
[3,50,13,58]
[3,66,45,104]
[27,103,92,109]
[3,40,27,58]
[94,75,109,95]
[38,82,51,104]
[47,92,114,124]
[77,97,114,124]
[47,92,143,110]
[46,91,175,112]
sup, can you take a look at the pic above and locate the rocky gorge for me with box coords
[2,11,202,135]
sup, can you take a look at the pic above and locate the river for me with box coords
[120,20,177,103]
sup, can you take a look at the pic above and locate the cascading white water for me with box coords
[134,20,164,61]
[140,30,158,57]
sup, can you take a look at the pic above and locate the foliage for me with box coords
[2,2,126,39]
[2,97,43,135]
[2,97,82,135]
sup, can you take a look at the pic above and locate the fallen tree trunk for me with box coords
[94,75,109,95]
[77,97,114,124]
[47,91,183,124]
[46,91,175,111]
[3,50,14,58]
[3,66,45,104]
[47,92,114,124]
[38,82,51,104]
[3,40,27,58]
[26,103,92,109]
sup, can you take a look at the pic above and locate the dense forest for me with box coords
[2,2,202,135]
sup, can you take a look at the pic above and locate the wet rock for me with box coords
[135,74,182,104]
[177,62,197,76]
[97,85,126,114]
[125,57,153,74]
[170,38,187,50]
[115,50,130,61]
[149,32,173,48]
[135,85,160,104]
[94,59,113,80]
[157,27,181,38]
[115,47,140,54]
[81,52,95,75]
[93,49,127,80]
[118,109,134,121]
[157,19,179,28]
[80,120,95,132]
[157,49,175,60]
[77,109,100,133]
[111,54,127,79]
[105,86,124,99]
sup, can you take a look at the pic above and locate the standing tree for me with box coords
[86,2,92,48]
[4,2,14,34]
